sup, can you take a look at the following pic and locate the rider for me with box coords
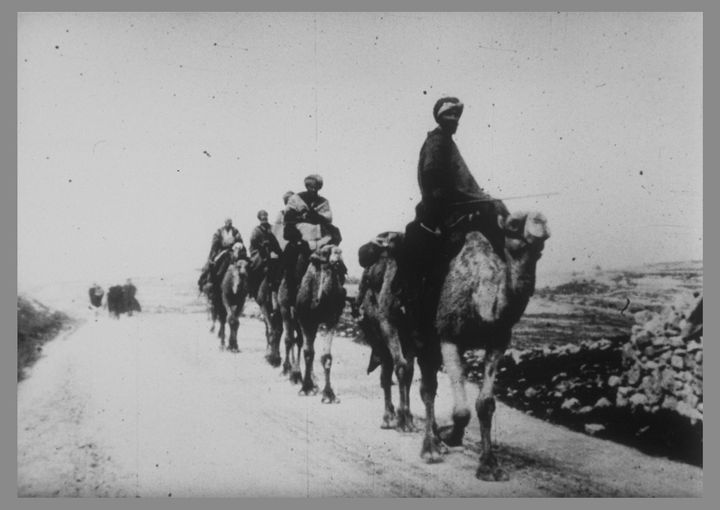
[399,96,509,336]
[248,209,284,300]
[198,217,247,291]
[282,174,342,248]
[281,175,346,299]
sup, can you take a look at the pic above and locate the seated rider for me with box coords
[198,217,247,290]
[281,174,346,297]
[399,96,509,337]
[283,174,342,248]
[248,209,284,300]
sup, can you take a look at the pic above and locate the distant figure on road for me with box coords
[88,283,104,309]
[123,278,141,316]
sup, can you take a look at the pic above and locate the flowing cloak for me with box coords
[283,192,333,249]
[417,126,503,229]
[249,223,283,259]
[209,226,243,260]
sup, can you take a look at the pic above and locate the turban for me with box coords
[282,191,295,204]
[433,97,464,122]
[257,209,268,220]
[304,174,324,190]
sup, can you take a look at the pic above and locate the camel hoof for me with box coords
[397,416,418,433]
[321,391,339,404]
[437,424,464,447]
[265,355,282,368]
[476,465,509,482]
[420,436,447,464]
[381,413,398,429]
[298,384,318,396]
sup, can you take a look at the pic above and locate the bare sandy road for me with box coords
[18,303,702,497]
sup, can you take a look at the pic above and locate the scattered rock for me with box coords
[561,398,580,410]
[629,393,648,407]
[594,397,612,408]
[585,423,605,435]
[524,387,539,399]
[607,375,621,387]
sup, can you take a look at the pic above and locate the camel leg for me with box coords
[281,316,293,376]
[273,314,284,367]
[227,311,240,352]
[320,328,339,404]
[268,308,283,367]
[418,352,446,463]
[475,347,509,482]
[262,304,280,366]
[218,320,226,350]
[280,308,300,381]
[379,356,397,429]
[380,321,414,432]
[263,312,281,367]
[299,322,319,396]
[262,309,273,362]
[437,341,471,447]
[397,352,416,432]
[262,307,281,367]
[291,317,305,384]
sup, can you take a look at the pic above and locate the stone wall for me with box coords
[466,292,703,465]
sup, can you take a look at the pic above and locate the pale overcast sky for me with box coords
[17,12,702,290]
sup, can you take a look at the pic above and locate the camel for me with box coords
[295,244,347,403]
[255,258,283,367]
[208,243,248,352]
[416,210,550,481]
[356,232,417,431]
[218,256,249,352]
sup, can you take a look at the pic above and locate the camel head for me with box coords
[229,258,249,296]
[312,244,344,268]
[231,241,246,261]
[233,258,249,276]
[500,211,550,259]
[379,231,405,259]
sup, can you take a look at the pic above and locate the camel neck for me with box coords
[505,251,537,302]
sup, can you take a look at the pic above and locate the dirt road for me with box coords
[17,300,702,497]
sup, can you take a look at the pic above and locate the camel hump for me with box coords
[358,231,404,268]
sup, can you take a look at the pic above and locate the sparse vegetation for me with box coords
[538,279,611,296]
[17,296,73,381]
